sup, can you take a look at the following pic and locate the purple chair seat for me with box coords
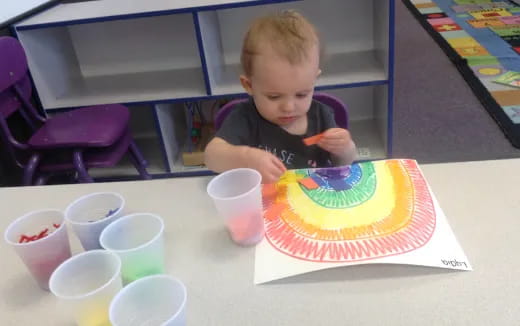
[38,129,132,172]
[29,104,129,149]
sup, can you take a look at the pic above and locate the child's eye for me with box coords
[296,93,309,98]
[267,95,280,100]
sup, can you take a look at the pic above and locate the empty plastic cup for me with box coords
[207,168,264,246]
[65,192,125,250]
[99,213,165,285]
[109,275,187,326]
[4,209,71,290]
[49,250,122,326]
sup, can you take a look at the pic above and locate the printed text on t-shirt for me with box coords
[258,145,296,165]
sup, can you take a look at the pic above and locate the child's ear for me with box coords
[240,75,253,95]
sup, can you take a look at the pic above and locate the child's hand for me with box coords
[245,148,286,184]
[317,128,355,157]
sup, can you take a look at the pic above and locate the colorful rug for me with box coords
[403,0,520,148]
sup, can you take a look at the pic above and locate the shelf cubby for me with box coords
[17,14,206,109]
[197,0,390,95]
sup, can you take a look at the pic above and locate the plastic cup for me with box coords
[99,213,165,285]
[65,192,125,251]
[109,275,187,326]
[4,209,71,290]
[49,250,122,326]
[207,168,264,246]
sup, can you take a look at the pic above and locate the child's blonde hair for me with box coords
[240,10,320,77]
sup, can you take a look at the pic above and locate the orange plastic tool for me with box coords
[303,132,324,146]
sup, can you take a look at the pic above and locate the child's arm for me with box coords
[204,137,286,183]
[317,128,357,165]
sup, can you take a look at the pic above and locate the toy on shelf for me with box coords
[181,100,221,167]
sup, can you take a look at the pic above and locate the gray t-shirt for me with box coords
[215,98,336,169]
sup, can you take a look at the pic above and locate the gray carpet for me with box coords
[392,0,520,163]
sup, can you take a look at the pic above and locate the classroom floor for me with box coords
[392,0,520,163]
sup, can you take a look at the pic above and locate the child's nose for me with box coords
[280,100,295,113]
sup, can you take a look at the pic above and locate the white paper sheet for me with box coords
[254,160,471,284]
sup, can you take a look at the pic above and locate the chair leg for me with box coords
[23,153,41,186]
[129,140,152,180]
[73,150,94,183]
[35,174,50,186]
[69,171,80,183]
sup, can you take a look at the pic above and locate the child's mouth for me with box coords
[278,116,296,123]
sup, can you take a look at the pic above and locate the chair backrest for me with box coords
[214,92,349,130]
[0,36,44,124]
[0,36,43,169]
[312,92,349,129]
[214,98,248,130]
[0,37,29,93]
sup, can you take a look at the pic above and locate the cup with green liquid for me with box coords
[100,213,165,285]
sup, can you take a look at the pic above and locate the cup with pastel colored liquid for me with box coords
[4,209,71,290]
[207,168,265,246]
[99,213,165,285]
[49,250,122,326]
[65,192,125,251]
[109,275,187,326]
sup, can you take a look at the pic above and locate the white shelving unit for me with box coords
[325,86,389,161]
[16,14,207,109]
[198,0,389,94]
[14,0,395,178]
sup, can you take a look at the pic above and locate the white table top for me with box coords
[16,0,295,28]
[1,158,519,325]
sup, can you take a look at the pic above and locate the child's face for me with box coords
[240,45,321,131]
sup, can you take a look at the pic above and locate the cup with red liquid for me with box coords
[4,209,71,290]
[207,168,264,246]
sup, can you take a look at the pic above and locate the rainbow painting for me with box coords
[254,159,471,284]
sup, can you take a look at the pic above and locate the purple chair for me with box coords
[214,92,349,130]
[0,36,151,185]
